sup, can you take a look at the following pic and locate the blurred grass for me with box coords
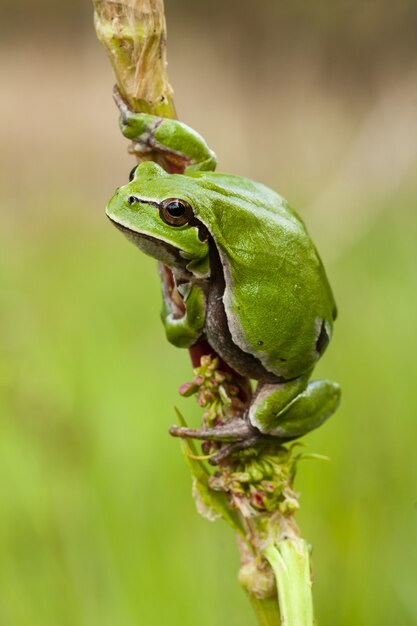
[1,5,417,624]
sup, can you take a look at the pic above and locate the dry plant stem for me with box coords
[93,0,176,117]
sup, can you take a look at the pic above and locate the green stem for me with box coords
[264,538,315,626]
[248,594,281,626]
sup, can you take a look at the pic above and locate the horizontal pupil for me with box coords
[167,202,185,217]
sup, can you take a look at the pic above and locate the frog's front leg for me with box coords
[249,377,341,438]
[113,87,217,173]
[159,264,206,348]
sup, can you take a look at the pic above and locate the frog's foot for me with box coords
[207,433,269,465]
[113,85,217,173]
[169,419,271,465]
[113,85,133,123]
[169,419,255,443]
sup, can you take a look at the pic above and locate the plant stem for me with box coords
[249,595,281,626]
[93,6,318,626]
[93,0,176,117]
[264,538,315,626]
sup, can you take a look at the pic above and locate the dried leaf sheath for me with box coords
[94,0,176,116]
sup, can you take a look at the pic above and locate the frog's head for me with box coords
[106,162,210,277]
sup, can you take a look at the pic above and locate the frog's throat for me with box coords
[107,217,195,274]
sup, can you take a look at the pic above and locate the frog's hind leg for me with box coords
[170,376,340,462]
[250,379,341,438]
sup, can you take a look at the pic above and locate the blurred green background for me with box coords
[1,1,417,624]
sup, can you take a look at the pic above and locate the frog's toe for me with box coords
[169,419,255,443]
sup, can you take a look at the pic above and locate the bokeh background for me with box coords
[1,1,417,624]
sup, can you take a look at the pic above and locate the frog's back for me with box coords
[191,171,337,380]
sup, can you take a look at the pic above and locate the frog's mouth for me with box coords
[107,217,191,273]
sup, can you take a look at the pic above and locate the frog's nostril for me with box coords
[128,195,139,205]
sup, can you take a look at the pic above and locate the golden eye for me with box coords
[160,198,193,227]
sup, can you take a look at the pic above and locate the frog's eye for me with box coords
[160,198,193,227]
[129,165,138,182]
